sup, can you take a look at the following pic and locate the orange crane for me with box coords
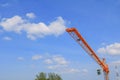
[66,27,109,80]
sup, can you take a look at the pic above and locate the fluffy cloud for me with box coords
[32,55,42,60]
[26,13,36,19]
[47,65,80,73]
[44,55,67,70]
[44,55,80,73]
[97,43,120,55]
[44,59,53,64]
[17,53,80,74]
[52,55,69,65]
[0,16,25,33]
[44,55,69,65]
[64,68,80,73]
[47,65,61,70]
[0,13,67,40]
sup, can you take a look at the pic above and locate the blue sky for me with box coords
[0,0,120,80]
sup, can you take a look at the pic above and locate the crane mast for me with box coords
[66,27,109,80]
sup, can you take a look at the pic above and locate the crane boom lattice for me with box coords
[66,27,109,80]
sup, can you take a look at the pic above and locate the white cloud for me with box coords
[0,16,25,33]
[47,65,80,73]
[47,64,67,70]
[17,57,24,61]
[0,13,67,40]
[44,55,80,74]
[44,59,53,64]
[48,17,66,36]
[47,66,54,69]
[45,55,69,70]
[32,55,42,60]
[26,13,36,19]
[44,55,68,70]
[3,36,12,40]
[65,68,80,73]
[47,65,60,70]
[52,55,69,65]
[30,54,80,74]
[97,43,120,55]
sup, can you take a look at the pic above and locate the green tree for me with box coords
[35,72,47,80]
[35,72,62,80]
[48,73,62,80]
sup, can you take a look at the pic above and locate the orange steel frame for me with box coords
[66,27,109,80]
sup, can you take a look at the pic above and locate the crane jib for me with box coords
[66,27,109,80]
